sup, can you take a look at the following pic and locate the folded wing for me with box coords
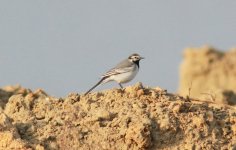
[101,66,134,78]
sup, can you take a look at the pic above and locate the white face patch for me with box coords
[131,56,140,62]
[128,53,143,63]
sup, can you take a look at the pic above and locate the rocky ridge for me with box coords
[0,84,236,150]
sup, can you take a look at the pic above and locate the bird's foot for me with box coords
[117,87,125,94]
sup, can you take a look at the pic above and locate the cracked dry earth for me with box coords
[0,83,236,150]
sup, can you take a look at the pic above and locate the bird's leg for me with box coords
[119,83,124,90]
[118,83,125,93]
[119,83,123,89]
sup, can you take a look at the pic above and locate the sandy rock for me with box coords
[0,113,29,149]
[232,124,236,135]
[158,115,171,131]
[4,94,33,122]
[0,84,236,149]
[137,89,145,97]
[36,144,45,150]
[0,113,12,128]
[125,123,152,148]
[33,89,48,97]
[179,46,236,105]
[0,131,28,149]
[205,111,214,122]
[64,93,80,104]
[125,82,144,97]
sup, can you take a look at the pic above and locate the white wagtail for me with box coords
[85,53,144,95]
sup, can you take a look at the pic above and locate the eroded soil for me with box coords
[0,84,236,150]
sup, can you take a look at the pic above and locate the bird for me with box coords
[85,53,144,95]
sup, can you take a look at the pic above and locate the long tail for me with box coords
[84,78,105,95]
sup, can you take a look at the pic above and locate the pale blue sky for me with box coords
[0,1,236,96]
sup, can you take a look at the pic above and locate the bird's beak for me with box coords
[140,57,144,59]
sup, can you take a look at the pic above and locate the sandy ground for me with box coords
[179,46,236,105]
[0,83,236,150]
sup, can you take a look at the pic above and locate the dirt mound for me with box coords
[0,84,236,149]
[179,46,236,105]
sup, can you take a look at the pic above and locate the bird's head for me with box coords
[128,53,144,63]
